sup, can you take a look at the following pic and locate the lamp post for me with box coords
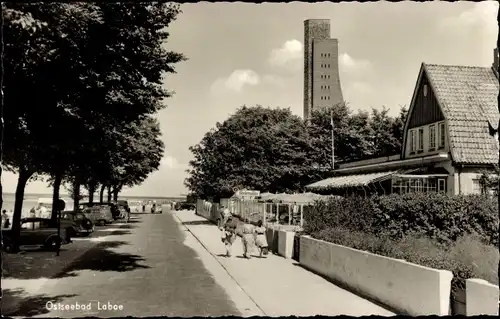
[55,199,65,257]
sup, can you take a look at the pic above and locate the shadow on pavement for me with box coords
[124,219,142,224]
[54,240,149,278]
[89,230,131,238]
[2,288,78,317]
[115,224,136,230]
[181,220,214,226]
[2,240,96,280]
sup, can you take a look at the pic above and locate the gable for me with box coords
[425,64,500,165]
[407,71,445,129]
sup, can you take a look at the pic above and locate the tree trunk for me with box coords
[73,180,81,210]
[100,184,106,203]
[113,187,119,202]
[0,167,3,213]
[107,185,112,203]
[87,182,96,204]
[51,173,63,222]
[11,169,33,241]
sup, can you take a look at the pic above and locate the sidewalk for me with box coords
[173,211,395,317]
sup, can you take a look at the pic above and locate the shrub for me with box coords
[304,193,498,246]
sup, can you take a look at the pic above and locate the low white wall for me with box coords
[466,279,499,316]
[299,236,453,316]
[277,230,295,259]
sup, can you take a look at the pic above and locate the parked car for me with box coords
[150,203,162,214]
[175,202,196,211]
[1,217,72,253]
[82,205,114,226]
[61,211,94,237]
[116,200,131,213]
[79,202,120,220]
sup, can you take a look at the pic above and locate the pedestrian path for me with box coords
[173,211,395,317]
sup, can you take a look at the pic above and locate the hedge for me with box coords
[303,192,499,290]
[304,193,498,246]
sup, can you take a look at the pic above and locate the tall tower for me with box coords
[303,19,344,120]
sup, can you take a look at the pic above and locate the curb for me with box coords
[171,212,266,316]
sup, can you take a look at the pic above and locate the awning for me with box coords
[257,192,334,204]
[305,171,397,191]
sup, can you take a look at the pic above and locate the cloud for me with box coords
[339,53,371,71]
[161,155,187,170]
[268,39,303,70]
[439,2,498,32]
[210,69,260,94]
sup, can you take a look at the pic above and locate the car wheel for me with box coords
[1,237,18,254]
[45,237,61,251]
[98,220,106,226]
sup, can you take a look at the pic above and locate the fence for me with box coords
[219,198,306,229]
[196,199,220,223]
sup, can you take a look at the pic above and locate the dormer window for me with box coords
[429,124,436,150]
[418,128,424,152]
[438,122,445,148]
[410,130,416,153]
[423,84,428,97]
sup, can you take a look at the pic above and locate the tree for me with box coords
[3,2,185,238]
[99,116,165,202]
[186,106,315,200]
[307,103,374,169]
[307,104,409,168]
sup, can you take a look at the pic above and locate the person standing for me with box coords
[241,221,255,259]
[222,216,237,257]
[218,205,231,228]
[2,210,10,229]
[292,202,299,225]
[254,220,268,258]
[32,203,48,229]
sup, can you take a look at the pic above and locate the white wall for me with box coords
[466,279,499,316]
[299,236,453,316]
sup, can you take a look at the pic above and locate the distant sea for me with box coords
[1,193,186,217]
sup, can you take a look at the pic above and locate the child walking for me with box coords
[254,220,269,257]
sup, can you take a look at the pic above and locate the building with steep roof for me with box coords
[306,49,499,196]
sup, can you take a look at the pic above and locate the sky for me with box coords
[2,1,498,197]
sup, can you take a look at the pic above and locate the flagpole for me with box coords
[331,109,335,170]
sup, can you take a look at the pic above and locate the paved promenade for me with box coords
[173,211,396,317]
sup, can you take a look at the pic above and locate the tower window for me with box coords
[328,64,330,68]
[328,53,330,57]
